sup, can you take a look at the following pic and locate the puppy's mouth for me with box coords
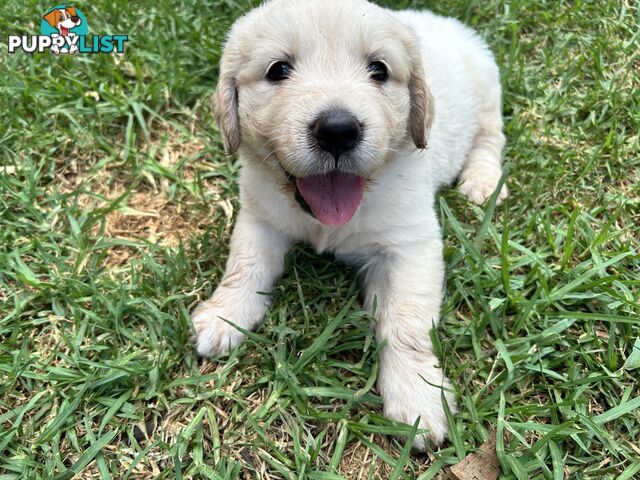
[292,171,365,226]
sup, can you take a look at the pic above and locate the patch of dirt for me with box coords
[51,121,232,267]
[339,437,393,478]
[338,435,442,479]
[89,185,210,246]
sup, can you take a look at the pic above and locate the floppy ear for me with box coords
[407,48,435,150]
[43,10,59,28]
[66,6,77,16]
[212,71,240,154]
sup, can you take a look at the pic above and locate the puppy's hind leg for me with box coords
[458,87,508,205]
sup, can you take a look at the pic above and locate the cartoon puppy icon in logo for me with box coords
[42,6,82,54]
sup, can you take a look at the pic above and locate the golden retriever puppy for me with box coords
[193,0,507,449]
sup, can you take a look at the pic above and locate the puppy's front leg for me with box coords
[193,210,290,357]
[361,240,456,450]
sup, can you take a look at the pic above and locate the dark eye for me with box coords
[368,61,389,82]
[267,61,293,81]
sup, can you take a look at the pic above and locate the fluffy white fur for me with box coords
[193,0,507,449]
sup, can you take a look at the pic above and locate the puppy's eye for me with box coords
[267,61,293,81]
[368,61,389,82]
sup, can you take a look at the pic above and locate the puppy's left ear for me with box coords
[407,46,435,150]
[212,71,240,154]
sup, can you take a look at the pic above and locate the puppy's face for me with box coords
[215,0,433,226]
[43,7,81,33]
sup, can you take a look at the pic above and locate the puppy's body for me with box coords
[194,0,506,449]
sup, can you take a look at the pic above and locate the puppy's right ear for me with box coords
[212,71,240,154]
[43,10,58,28]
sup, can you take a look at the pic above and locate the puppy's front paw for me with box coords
[191,301,246,358]
[380,363,456,450]
[458,168,508,205]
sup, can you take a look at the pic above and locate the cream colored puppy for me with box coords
[193,0,507,449]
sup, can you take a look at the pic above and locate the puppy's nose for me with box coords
[71,15,80,22]
[312,110,362,161]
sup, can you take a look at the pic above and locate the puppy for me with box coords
[43,6,82,54]
[193,0,507,449]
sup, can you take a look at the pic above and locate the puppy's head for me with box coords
[43,7,82,33]
[214,0,434,226]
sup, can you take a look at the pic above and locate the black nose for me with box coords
[71,15,80,22]
[311,110,362,161]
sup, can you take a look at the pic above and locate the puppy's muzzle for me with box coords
[311,110,362,163]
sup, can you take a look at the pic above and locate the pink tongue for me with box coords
[296,172,365,226]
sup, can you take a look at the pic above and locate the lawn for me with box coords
[1,0,639,478]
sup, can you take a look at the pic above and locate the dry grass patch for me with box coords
[49,122,233,267]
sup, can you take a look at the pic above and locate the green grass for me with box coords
[1,0,639,478]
